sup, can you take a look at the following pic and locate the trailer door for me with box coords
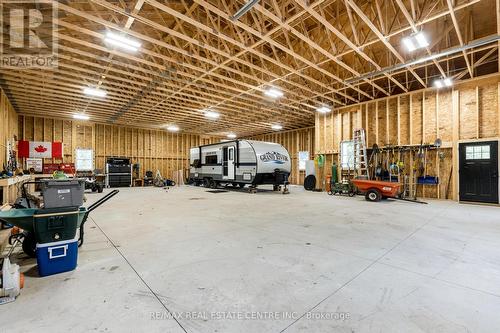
[227,146,235,180]
[222,146,235,180]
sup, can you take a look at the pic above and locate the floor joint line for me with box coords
[89,216,189,333]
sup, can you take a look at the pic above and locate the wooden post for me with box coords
[397,96,401,146]
[422,92,426,198]
[422,91,426,144]
[452,90,460,201]
[375,101,379,144]
[409,94,413,146]
[323,113,327,153]
[436,91,441,199]
[386,99,390,144]
[315,112,319,154]
[364,104,369,147]
[71,121,77,163]
[347,111,352,140]
[475,86,480,139]
[330,111,334,153]
[498,82,500,138]
[498,0,500,73]
[337,111,342,146]
[357,106,362,130]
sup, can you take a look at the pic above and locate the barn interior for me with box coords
[0,0,499,332]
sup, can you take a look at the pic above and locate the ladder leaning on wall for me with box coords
[352,129,369,179]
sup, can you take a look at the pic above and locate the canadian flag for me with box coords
[18,141,63,158]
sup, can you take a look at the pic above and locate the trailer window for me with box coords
[205,155,218,165]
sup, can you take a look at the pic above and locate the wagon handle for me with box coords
[79,190,119,248]
[86,190,119,214]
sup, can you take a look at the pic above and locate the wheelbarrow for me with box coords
[0,190,119,257]
[351,179,401,202]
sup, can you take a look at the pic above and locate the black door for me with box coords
[459,141,498,203]
[222,147,228,176]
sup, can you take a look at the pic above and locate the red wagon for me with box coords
[351,179,401,202]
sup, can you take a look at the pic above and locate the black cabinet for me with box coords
[105,157,132,188]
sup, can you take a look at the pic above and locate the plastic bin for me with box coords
[417,176,439,185]
[41,180,85,208]
[33,207,79,243]
[36,238,78,277]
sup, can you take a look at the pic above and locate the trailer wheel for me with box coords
[203,179,211,188]
[365,189,381,202]
[239,183,245,188]
[209,180,217,189]
[22,232,36,258]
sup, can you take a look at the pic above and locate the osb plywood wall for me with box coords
[249,127,314,185]
[17,115,220,179]
[0,89,18,168]
[316,75,500,200]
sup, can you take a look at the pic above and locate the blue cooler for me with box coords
[36,238,78,277]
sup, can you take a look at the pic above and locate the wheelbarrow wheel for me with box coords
[22,232,36,258]
[365,189,381,202]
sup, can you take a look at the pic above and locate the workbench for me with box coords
[31,173,57,180]
[0,175,33,205]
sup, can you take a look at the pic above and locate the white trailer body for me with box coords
[189,140,291,188]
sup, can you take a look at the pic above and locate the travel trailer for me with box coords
[189,140,291,192]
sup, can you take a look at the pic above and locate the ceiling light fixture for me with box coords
[402,36,417,52]
[166,125,179,132]
[83,87,107,97]
[402,31,429,52]
[73,114,90,120]
[316,106,331,113]
[434,77,453,89]
[271,124,283,130]
[227,133,237,139]
[231,0,259,20]
[104,31,141,52]
[204,110,220,119]
[264,87,284,98]
[414,32,429,48]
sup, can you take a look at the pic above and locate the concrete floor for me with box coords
[2,185,500,332]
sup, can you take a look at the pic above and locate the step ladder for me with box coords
[352,128,369,179]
